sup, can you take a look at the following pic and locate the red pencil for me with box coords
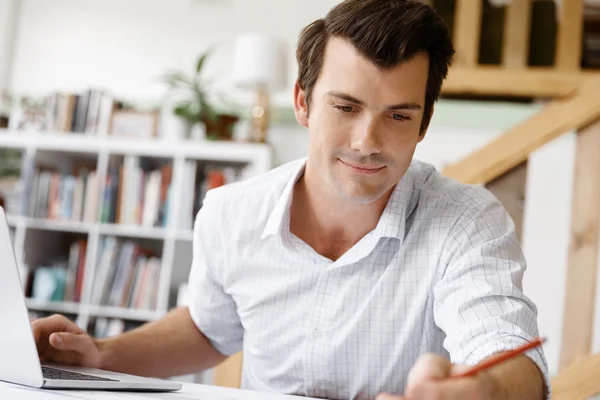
[454,337,547,378]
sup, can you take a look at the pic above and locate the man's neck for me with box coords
[289,165,392,261]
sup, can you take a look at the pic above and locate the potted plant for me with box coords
[160,50,239,141]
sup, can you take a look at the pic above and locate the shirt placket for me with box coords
[303,267,331,399]
[303,260,363,400]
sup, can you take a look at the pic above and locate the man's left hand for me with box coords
[376,353,496,400]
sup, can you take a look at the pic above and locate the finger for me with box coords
[40,347,84,367]
[38,337,83,366]
[407,353,452,387]
[33,314,84,336]
[449,363,471,376]
[375,394,404,400]
[48,332,100,367]
[31,314,83,351]
[407,378,477,400]
[49,332,93,356]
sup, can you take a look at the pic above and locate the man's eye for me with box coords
[335,105,354,113]
[392,114,409,121]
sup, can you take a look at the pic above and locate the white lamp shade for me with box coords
[232,34,286,91]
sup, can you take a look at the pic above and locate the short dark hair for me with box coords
[296,0,454,133]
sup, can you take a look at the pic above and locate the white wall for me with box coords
[0,0,20,91]
[522,133,576,376]
[4,0,589,377]
[9,0,340,105]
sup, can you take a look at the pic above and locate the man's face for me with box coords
[294,37,430,204]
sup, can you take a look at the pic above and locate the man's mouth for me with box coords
[338,159,386,174]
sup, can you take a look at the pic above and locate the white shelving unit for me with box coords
[0,128,273,332]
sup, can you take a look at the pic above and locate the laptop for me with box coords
[0,206,182,391]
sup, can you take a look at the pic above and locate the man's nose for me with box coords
[350,118,382,156]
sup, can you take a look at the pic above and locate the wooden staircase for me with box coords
[443,78,600,186]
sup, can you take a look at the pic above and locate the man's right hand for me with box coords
[31,314,102,368]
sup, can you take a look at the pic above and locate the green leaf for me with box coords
[196,51,211,75]
[173,99,192,109]
[172,106,189,119]
[173,101,201,123]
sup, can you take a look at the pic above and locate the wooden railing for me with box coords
[440,0,600,183]
[439,0,599,98]
[442,78,600,185]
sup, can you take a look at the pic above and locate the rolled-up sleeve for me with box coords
[187,190,244,356]
[433,200,550,398]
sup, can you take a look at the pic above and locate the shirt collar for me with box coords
[260,158,307,240]
[260,158,415,244]
[372,168,414,242]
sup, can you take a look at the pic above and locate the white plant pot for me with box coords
[190,123,207,141]
[159,112,192,141]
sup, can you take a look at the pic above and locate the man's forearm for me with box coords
[485,355,545,400]
[95,306,227,378]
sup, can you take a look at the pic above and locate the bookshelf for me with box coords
[0,128,273,336]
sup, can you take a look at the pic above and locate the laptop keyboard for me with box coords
[42,366,119,382]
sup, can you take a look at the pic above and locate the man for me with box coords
[31,1,548,399]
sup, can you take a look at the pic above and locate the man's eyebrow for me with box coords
[386,102,422,111]
[326,91,421,111]
[327,91,365,105]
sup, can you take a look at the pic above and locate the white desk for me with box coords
[0,382,317,400]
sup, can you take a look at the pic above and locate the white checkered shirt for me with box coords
[188,158,549,400]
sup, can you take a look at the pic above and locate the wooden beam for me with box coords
[552,353,600,400]
[559,119,600,371]
[442,66,599,98]
[442,78,600,185]
[502,0,532,69]
[484,161,528,241]
[555,0,584,71]
[453,0,483,67]
[213,352,243,389]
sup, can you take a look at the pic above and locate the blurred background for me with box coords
[1,0,600,389]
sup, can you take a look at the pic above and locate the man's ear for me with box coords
[293,80,309,128]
